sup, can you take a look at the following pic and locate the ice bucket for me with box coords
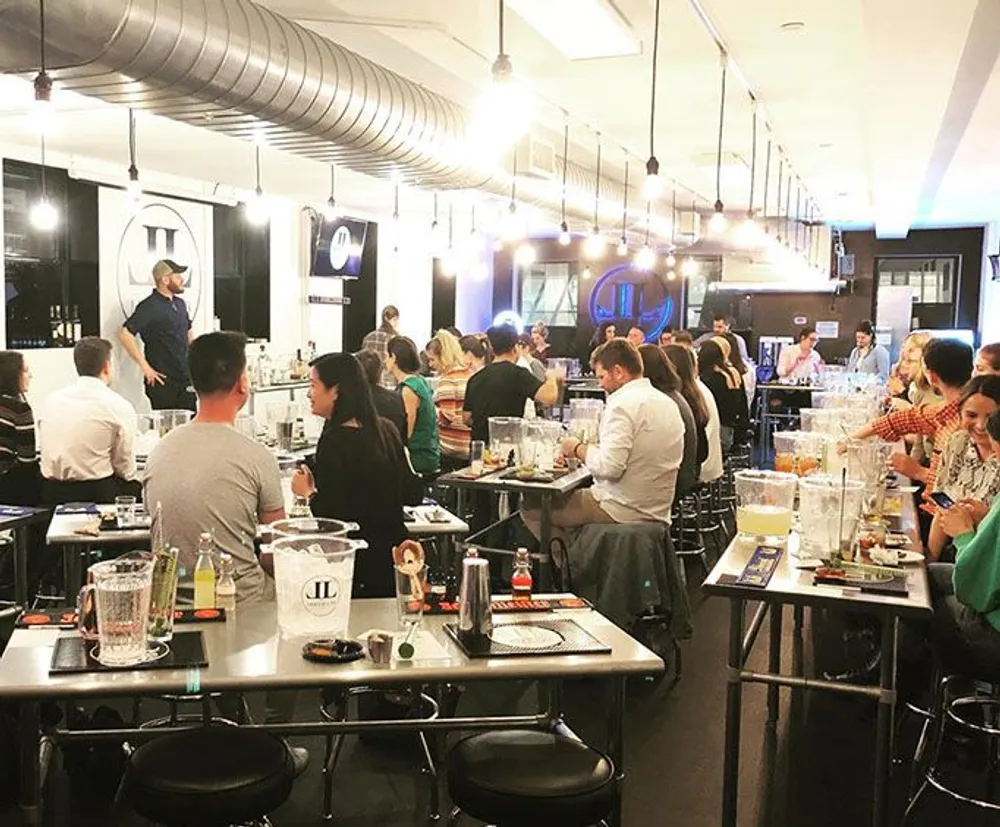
[271,535,366,639]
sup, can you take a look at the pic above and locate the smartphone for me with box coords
[930,491,955,510]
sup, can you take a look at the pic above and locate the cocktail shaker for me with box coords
[457,556,493,642]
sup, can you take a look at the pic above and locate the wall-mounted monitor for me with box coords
[312,216,369,278]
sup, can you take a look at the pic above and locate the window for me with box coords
[875,256,959,328]
[3,160,100,349]
[519,261,578,327]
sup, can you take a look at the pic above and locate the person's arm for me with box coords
[927,512,949,561]
[953,503,1000,614]
[577,402,634,481]
[400,384,419,439]
[118,327,166,386]
[257,454,287,529]
[111,403,138,481]
[849,403,939,443]
[532,369,559,406]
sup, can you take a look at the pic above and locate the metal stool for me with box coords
[670,492,708,578]
[447,730,616,827]
[319,686,440,822]
[905,674,1000,822]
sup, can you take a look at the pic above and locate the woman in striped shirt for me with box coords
[0,351,40,504]
[426,330,472,470]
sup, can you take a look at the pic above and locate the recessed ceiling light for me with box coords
[780,21,806,32]
[819,142,833,149]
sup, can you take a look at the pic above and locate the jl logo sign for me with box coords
[115,202,203,319]
[301,577,341,617]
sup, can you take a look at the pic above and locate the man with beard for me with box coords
[119,259,196,411]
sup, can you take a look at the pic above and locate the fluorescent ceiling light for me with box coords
[506,0,640,60]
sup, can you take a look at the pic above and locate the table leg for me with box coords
[19,700,41,827]
[872,617,897,827]
[66,544,84,603]
[539,493,554,591]
[791,605,805,678]
[766,604,782,750]
[13,527,28,608]
[607,675,626,827]
[722,598,746,827]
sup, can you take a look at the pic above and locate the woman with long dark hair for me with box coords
[0,351,40,504]
[698,339,750,452]
[291,353,410,597]
[665,344,722,483]
[638,344,700,499]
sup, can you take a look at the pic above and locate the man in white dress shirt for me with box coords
[37,337,140,504]
[521,339,684,545]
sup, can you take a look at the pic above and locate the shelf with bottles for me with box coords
[249,341,317,391]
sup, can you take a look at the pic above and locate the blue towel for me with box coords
[0,505,32,517]
[54,503,99,515]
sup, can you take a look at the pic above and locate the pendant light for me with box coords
[245,144,269,225]
[322,165,338,221]
[392,183,401,254]
[760,133,772,240]
[30,135,58,231]
[430,192,447,253]
[558,119,571,245]
[784,166,792,250]
[736,97,760,247]
[472,0,531,158]
[617,157,629,256]
[634,203,656,270]
[32,0,55,134]
[794,181,803,256]
[665,188,677,271]
[682,199,699,277]
[441,203,458,277]
[774,154,784,244]
[708,51,728,235]
[125,108,142,205]
[643,0,664,200]
[583,134,605,259]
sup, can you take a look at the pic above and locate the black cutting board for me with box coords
[50,630,207,675]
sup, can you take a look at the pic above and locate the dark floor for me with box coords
[5,566,1000,827]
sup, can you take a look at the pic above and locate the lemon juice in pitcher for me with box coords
[734,470,798,544]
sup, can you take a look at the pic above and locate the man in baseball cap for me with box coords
[118,259,196,411]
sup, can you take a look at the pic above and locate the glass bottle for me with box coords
[289,494,312,519]
[193,532,217,609]
[511,547,533,600]
[215,553,237,612]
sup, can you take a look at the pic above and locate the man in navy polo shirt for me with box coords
[119,259,196,411]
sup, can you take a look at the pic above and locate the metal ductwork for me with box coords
[0,0,630,222]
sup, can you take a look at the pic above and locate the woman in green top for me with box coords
[386,336,440,475]
[934,410,1000,668]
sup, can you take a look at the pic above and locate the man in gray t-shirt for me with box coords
[143,332,285,604]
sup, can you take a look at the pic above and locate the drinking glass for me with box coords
[734,470,797,545]
[115,495,137,527]
[148,547,180,642]
[80,558,154,667]
[797,475,866,561]
[395,566,425,630]
[470,441,485,475]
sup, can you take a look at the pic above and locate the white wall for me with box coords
[979,222,1000,345]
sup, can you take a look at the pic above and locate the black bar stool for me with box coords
[117,726,295,826]
[446,730,617,827]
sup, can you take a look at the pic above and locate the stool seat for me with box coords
[448,730,616,827]
[122,726,294,826]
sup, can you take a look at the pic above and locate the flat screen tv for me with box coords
[312,216,369,278]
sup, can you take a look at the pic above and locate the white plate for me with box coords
[896,550,924,565]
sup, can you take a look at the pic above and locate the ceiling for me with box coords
[1,0,998,238]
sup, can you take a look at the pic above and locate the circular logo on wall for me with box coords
[114,202,203,319]
[328,225,353,271]
[588,263,676,342]
[300,577,341,617]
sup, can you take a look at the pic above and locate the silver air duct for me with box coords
[0,0,629,220]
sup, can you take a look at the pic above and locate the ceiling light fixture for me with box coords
[392,183,400,253]
[774,154,784,245]
[441,203,458,277]
[665,188,677,267]
[643,0,664,201]
[430,192,447,253]
[581,266,593,280]
[558,118,571,245]
[760,132,772,238]
[666,269,676,281]
[471,0,532,159]
[514,241,536,266]
[708,51,728,235]
[505,0,640,60]
[681,256,699,278]
[501,144,526,242]
[244,144,269,225]
[617,156,629,256]
[125,107,142,205]
[583,134,605,259]
[30,135,58,231]
[736,98,762,247]
[323,165,338,221]
[634,201,656,270]
[784,164,792,250]
[31,0,55,134]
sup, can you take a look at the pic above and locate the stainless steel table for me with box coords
[436,466,594,588]
[0,506,53,607]
[0,596,662,826]
[703,505,931,827]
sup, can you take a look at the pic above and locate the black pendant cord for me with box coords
[432,192,439,228]
[40,135,47,198]
[39,0,46,74]
[795,183,802,252]
[620,158,629,242]
[128,108,138,176]
[747,98,757,217]
[648,0,661,156]
[644,202,651,246]
[560,119,569,225]
[670,188,677,247]
[254,145,262,192]
[498,0,505,57]
[593,136,602,232]
[761,137,772,231]
[329,165,336,204]
[471,202,477,235]
[392,184,399,221]
[714,55,727,208]
[510,144,518,207]
[775,156,783,241]
[784,169,792,245]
